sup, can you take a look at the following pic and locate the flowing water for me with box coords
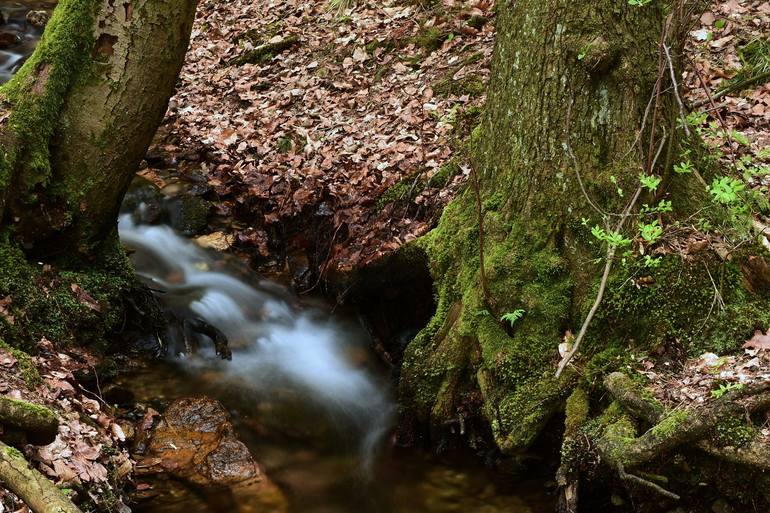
[0,2,554,510]
[118,206,554,513]
[0,1,52,83]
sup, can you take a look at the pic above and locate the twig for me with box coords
[663,43,690,139]
[691,69,770,109]
[617,462,681,501]
[556,185,643,378]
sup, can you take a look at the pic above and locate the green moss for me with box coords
[565,386,589,432]
[400,188,574,452]
[467,15,488,30]
[375,161,461,211]
[0,340,40,386]
[0,230,142,353]
[595,253,770,358]
[0,0,96,197]
[4,445,23,459]
[433,75,486,98]
[228,35,299,66]
[4,396,56,419]
[411,27,447,53]
[712,416,757,448]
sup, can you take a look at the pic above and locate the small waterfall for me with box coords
[119,214,393,472]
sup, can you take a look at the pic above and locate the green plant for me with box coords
[728,129,750,146]
[709,176,745,205]
[640,174,662,192]
[501,309,525,328]
[591,226,632,247]
[711,382,744,399]
[639,220,663,244]
[628,0,652,5]
[674,161,694,174]
[643,255,662,268]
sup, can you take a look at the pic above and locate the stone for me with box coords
[134,397,287,512]
[0,32,18,49]
[25,10,49,27]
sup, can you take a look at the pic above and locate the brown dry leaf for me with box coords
[69,284,102,312]
[743,330,770,351]
[0,296,14,325]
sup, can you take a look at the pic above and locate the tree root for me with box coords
[556,387,589,513]
[601,372,770,474]
[0,397,58,446]
[617,462,680,501]
[0,441,82,513]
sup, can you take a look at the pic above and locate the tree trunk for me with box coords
[1,0,197,255]
[400,0,770,464]
[0,0,197,348]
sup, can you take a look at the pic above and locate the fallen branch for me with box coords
[691,69,770,109]
[227,36,300,66]
[0,397,58,446]
[0,441,82,513]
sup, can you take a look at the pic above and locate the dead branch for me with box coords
[0,397,58,446]
[0,441,82,513]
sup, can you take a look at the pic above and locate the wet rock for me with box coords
[168,195,211,236]
[25,10,49,27]
[138,397,259,485]
[0,32,19,49]
[135,397,287,512]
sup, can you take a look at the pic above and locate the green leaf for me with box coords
[501,309,525,327]
[640,174,662,192]
[709,177,745,204]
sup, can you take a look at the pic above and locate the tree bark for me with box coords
[399,0,770,463]
[0,0,197,349]
[0,0,197,257]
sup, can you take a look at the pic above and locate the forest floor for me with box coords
[626,0,770,443]
[146,0,494,277]
[1,0,770,511]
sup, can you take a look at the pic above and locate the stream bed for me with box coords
[117,207,554,513]
[0,1,553,511]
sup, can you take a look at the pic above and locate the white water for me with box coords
[118,214,393,471]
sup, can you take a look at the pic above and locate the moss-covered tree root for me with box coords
[0,396,58,446]
[597,372,770,499]
[0,441,81,513]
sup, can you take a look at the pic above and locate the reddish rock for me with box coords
[138,397,257,485]
[135,397,287,512]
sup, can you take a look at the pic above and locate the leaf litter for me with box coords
[149,0,495,274]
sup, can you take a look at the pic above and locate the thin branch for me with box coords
[663,43,690,139]
[690,69,770,109]
[556,185,643,378]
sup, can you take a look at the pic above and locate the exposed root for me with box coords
[556,387,589,513]
[0,396,58,446]
[617,462,680,501]
[601,372,770,470]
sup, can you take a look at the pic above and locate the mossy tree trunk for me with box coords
[400,0,770,465]
[0,0,197,349]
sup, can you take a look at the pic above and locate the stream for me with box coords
[118,199,553,513]
[0,2,554,511]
